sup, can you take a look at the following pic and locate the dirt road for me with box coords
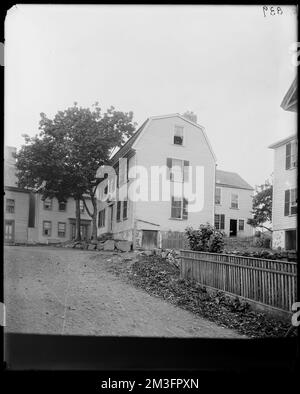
[4,246,243,338]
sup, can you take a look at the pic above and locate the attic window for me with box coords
[174,126,183,145]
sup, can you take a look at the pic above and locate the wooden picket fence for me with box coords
[161,231,189,250]
[180,250,297,312]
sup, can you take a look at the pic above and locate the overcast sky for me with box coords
[5,4,297,188]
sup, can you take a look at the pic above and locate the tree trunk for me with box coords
[75,198,81,241]
[91,196,98,241]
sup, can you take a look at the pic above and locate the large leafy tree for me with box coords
[247,181,273,232]
[16,103,136,241]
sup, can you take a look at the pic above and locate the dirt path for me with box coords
[4,246,244,338]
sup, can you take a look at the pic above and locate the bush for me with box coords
[185,224,225,253]
[252,233,272,249]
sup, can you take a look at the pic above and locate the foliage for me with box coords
[252,234,272,249]
[185,224,225,253]
[107,255,292,338]
[247,182,273,232]
[16,103,136,239]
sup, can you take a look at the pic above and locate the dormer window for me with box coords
[174,126,184,145]
[286,140,297,169]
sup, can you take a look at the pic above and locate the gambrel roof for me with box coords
[110,113,216,165]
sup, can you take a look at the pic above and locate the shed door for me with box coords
[142,230,158,250]
[5,220,15,243]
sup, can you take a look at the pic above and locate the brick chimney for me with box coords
[182,111,197,124]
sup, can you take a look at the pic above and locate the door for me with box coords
[5,220,15,243]
[229,219,237,237]
[142,230,158,250]
[286,230,296,250]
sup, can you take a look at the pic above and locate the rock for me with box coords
[153,248,162,256]
[75,244,83,249]
[96,242,104,251]
[103,239,115,251]
[115,240,132,252]
[144,250,154,256]
[88,244,96,250]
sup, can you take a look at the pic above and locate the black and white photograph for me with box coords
[3,4,298,372]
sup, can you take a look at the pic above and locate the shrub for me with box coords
[252,233,272,249]
[185,224,225,253]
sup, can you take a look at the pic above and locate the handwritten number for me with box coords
[263,6,268,17]
[277,7,283,15]
[270,6,275,15]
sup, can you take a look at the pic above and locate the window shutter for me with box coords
[221,214,225,230]
[183,198,188,220]
[171,196,175,218]
[284,189,290,216]
[167,158,172,180]
[183,160,189,182]
[286,143,291,170]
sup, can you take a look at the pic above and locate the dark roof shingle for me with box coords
[216,169,253,190]
[110,119,149,166]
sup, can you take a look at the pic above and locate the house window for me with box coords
[174,125,184,145]
[80,200,85,213]
[231,193,239,209]
[6,199,15,213]
[58,201,67,211]
[43,198,52,210]
[116,201,122,222]
[98,209,105,228]
[123,200,128,220]
[286,141,297,170]
[284,188,297,216]
[58,222,66,237]
[43,221,52,236]
[167,158,189,182]
[215,214,225,230]
[171,197,188,219]
[238,219,244,231]
[215,187,221,205]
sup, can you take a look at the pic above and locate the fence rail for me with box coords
[180,250,297,312]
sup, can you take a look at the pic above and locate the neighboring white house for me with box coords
[214,169,254,237]
[96,112,254,249]
[269,134,297,250]
[96,113,217,249]
[267,76,298,251]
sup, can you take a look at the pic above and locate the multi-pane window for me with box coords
[231,193,239,209]
[286,141,297,170]
[98,209,105,228]
[43,221,52,236]
[167,158,189,182]
[58,201,67,211]
[238,219,244,231]
[171,196,188,219]
[215,214,225,230]
[6,199,15,213]
[174,125,184,145]
[215,187,221,205]
[43,198,52,210]
[284,188,297,216]
[116,201,122,222]
[123,200,128,220]
[58,222,66,237]
[80,200,85,213]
